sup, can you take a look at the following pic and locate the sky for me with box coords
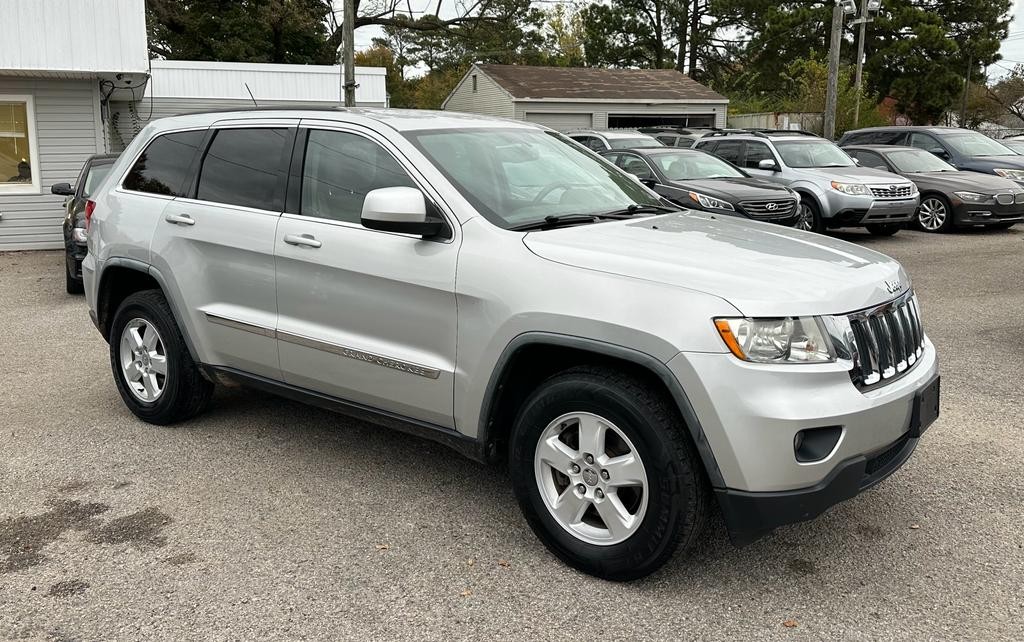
[996,1,1024,77]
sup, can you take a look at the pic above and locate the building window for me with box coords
[0,95,39,194]
[472,75,478,92]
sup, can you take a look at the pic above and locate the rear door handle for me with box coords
[165,213,195,226]
[283,233,322,249]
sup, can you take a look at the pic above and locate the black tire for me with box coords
[108,289,213,425]
[795,196,825,233]
[866,223,901,236]
[65,264,84,294]
[509,366,709,581]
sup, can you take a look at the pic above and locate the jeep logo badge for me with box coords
[884,279,902,294]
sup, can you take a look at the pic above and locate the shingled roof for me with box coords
[475,64,728,102]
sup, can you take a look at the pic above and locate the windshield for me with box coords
[886,149,956,173]
[608,135,664,149]
[942,131,1014,157]
[404,128,662,229]
[774,140,855,168]
[1002,140,1024,154]
[652,152,745,180]
[83,163,113,197]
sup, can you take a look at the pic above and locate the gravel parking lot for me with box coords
[1,227,1022,641]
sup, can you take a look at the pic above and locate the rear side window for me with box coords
[123,130,205,196]
[196,128,290,211]
[300,129,415,224]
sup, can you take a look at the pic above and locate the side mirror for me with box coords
[361,186,445,238]
[852,157,862,166]
[757,159,779,171]
[51,183,74,196]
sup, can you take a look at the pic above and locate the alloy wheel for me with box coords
[918,198,947,232]
[795,203,815,231]
[534,412,649,546]
[118,318,167,402]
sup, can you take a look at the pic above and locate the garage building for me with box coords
[442,64,729,131]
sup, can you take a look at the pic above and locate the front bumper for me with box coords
[822,191,918,227]
[668,338,938,542]
[951,199,1024,226]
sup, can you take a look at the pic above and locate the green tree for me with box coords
[985,65,1024,126]
[580,0,677,68]
[780,56,887,135]
[147,0,336,64]
[543,5,586,67]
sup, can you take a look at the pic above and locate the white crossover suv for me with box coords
[83,109,940,580]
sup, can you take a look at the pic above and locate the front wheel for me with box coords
[866,223,902,236]
[509,366,709,581]
[109,289,213,425]
[794,198,824,233]
[916,195,953,232]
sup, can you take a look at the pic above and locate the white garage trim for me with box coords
[524,112,593,130]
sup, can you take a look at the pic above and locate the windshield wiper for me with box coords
[509,204,675,232]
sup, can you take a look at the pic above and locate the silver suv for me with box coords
[564,129,664,152]
[694,131,920,235]
[84,110,940,581]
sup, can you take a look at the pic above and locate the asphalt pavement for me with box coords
[1,226,1022,641]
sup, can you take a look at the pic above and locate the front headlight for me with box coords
[953,191,991,203]
[992,168,1024,181]
[830,181,871,196]
[688,191,735,211]
[714,317,835,363]
[909,182,919,195]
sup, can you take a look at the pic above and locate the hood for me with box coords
[665,177,793,199]
[908,171,1021,193]
[523,212,909,317]
[801,166,911,184]
[958,155,1024,171]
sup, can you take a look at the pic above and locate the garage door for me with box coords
[524,112,593,131]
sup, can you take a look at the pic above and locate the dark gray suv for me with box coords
[838,127,1024,186]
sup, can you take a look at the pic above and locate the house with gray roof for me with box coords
[442,64,730,131]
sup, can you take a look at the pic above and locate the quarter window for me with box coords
[123,130,205,197]
[196,128,289,210]
[0,96,39,193]
[300,129,415,224]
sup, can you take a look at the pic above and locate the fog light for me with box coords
[794,426,843,463]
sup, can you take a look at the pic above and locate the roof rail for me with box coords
[743,128,818,137]
[700,129,753,138]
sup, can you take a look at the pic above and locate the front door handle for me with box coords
[165,213,195,226]
[283,233,322,249]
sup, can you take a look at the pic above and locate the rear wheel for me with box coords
[866,223,901,236]
[509,366,708,581]
[65,263,84,294]
[916,195,953,232]
[109,290,213,424]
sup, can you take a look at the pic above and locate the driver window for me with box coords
[618,155,653,180]
[742,142,774,169]
[909,133,946,156]
[300,129,416,223]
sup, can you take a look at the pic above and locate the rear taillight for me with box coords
[85,200,96,230]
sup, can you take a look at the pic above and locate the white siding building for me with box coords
[0,0,148,250]
[0,1,388,250]
[443,64,730,131]
[108,61,388,152]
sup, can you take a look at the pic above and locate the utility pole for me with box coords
[960,53,972,126]
[824,1,844,140]
[852,0,868,127]
[342,0,356,107]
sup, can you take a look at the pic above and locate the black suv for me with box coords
[601,147,800,225]
[838,127,1024,186]
[50,153,118,293]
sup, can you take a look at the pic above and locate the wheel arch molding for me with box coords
[477,332,726,488]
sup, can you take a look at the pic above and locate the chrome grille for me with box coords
[845,292,925,389]
[869,184,914,199]
[737,198,797,219]
[996,193,1014,205]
